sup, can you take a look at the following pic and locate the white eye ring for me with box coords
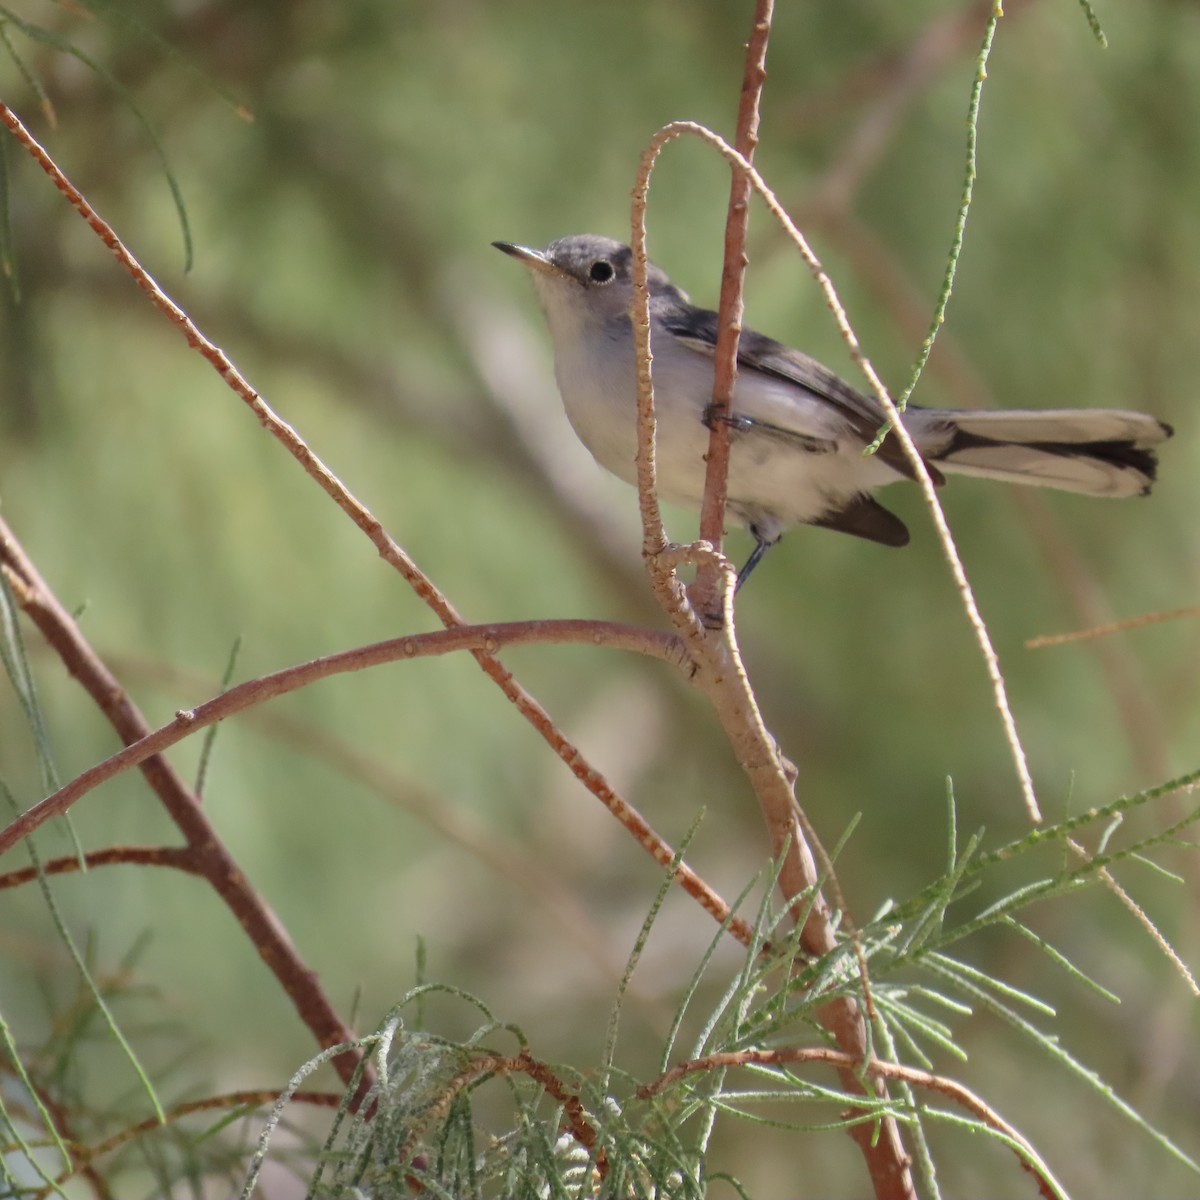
[588,260,615,284]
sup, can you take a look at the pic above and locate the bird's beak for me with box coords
[492,241,564,278]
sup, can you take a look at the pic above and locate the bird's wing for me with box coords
[660,303,932,485]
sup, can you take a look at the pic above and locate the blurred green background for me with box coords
[1,0,1198,1195]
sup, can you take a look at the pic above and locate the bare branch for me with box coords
[48,1090,341,1196]
[1026,606,1200,651]
[0,611,687,848]
[0,845,199,891]
[691,0,775,617]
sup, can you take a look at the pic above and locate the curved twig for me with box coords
[0,616,687,853]
[640,1047,1063,1200]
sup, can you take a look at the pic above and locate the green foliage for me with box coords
[238,776,1199,1198]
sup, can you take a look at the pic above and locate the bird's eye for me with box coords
[588,259,615,284]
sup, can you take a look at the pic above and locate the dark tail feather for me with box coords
[925,409,1171,498]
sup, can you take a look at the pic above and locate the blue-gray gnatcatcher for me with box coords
[494,234,1172,587]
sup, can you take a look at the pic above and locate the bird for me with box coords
[494,234,1172,588]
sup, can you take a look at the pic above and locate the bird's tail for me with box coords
[923,409,1172,498]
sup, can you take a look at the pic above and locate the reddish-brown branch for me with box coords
[691,0,775,617]
[0,845,199,891]
[0,580,754,947]
[395,1052,605,1185]
[515,1052,606,1177]
[638,1048,1059,1200]
[44,1089,341,1196]
[0,616,683,849]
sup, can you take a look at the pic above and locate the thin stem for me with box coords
[692,0,775,617]
[0,616,687,852]
[0,845,200,891]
